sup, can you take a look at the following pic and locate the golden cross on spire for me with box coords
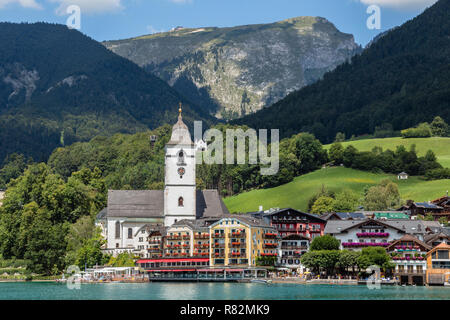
[179,102,182,115]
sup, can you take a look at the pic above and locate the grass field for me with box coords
[223,167,450,213]
[324,137,450,168]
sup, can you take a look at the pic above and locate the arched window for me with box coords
[115,221,120,239]
[177,149,186,165]
[178,197,184,207]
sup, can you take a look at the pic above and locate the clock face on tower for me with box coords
[178,167,185,177]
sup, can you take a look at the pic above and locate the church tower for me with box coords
[164,104,196,226]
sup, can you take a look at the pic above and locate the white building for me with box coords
[0,190,5,207]
[96,108,229,256]
[324,219,441,251]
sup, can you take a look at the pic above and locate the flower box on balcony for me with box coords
[357,232,390,238]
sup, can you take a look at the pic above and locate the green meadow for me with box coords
[223,167,450,213]
[324,137,450,168]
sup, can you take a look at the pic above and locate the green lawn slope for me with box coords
[223,167,450,213]
[324,137,450,168]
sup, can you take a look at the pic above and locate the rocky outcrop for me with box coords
[104,17,361,119]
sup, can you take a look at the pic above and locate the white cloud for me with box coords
[359,0,438,10]
[48,0,124,15]
[0,0,42,9]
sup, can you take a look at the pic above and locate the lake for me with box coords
[0,282,449,300]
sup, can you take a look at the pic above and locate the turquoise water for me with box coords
[0,282,449,300]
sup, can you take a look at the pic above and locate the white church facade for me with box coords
[96,108,229,257]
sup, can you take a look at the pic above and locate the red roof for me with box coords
[146,269,197,272]
[137,258,209,264]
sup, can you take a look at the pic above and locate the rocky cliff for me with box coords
[104,17,361,119]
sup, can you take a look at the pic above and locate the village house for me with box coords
[277,234,310,272]
[397,172,409,180]
[164,219,212,259]
[424,231,450,248]
[398,200,444,218]
[0,189,5,207]
[426,243,450,286]
[324,219,441,250]
[320,212,366,221]
[386,234,431,286]
[257,208,326,240]
[209,215,279,268]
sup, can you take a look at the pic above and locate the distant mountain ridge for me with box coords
[0,22,213,164]
[104,16,361,119]
[234,0,450,143]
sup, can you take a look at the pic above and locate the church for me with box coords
[96,107,229,256]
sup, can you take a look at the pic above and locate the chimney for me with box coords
[259,205,263,212]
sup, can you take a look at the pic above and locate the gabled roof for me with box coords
[336,212,366,220]
[324,219,431,235]
[264,208,325,223]
[386,234,431,251]
[107,190,164,218]
[196,190,230,218]
[210,214,274,229]
[426,242,450,257]
[170,218,212,231]
[413,202,443,210]
[102,189,229,219]
[424,232,450,245]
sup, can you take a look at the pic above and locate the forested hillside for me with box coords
[0,22,214,164]
[234,0,450,143]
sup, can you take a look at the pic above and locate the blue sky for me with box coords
[0,0,438,45]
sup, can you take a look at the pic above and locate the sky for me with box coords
[0,0,439,45]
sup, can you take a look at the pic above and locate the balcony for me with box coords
[263,232,278,239]
[213,252,226,258]
[342,242,390,248]
[280,245,308,250]
[230,242,246,248]
[212,233,226,239]
[212,243,225,248]
[194,234,210,240]
[263,243,278,248]
[166,235,182,240]
[229,252,244,258]
[357,232,389,238]
[229,232,246,238]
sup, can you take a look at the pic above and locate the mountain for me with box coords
[103,17,361,119]
[233,0,450,143]
[0,22,213,164]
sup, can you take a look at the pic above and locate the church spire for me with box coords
[178,102,183,121]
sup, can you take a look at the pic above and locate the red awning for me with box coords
[137,258,209,264]
[146,269,197,272]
